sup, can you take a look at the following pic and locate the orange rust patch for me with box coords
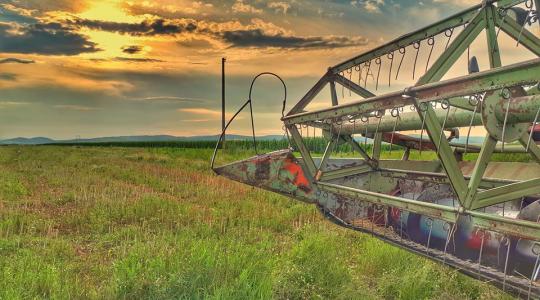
[282,158,311,192]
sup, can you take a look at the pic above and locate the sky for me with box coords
[0,0,538,139]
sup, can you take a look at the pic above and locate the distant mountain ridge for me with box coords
[0,134,285,145]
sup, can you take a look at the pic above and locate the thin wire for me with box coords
[444,28,454,50]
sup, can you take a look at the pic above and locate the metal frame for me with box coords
[280,0,540,241]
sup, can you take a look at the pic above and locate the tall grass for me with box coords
[0,146,513,299]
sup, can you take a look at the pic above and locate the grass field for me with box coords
[0,146,515,299]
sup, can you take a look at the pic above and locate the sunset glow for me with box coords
[0,0,536,139]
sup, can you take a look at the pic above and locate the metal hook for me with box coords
[364,61,372,87]
[425,218,434,253]
[395,47,406,80]
[355,65,362,86]
[387,52,394,87]
[390,108,400,154]
[426,36,435,73]
[346,68,353,96]
[413,41,421,80]
[527,106,540,152]
[465,95,480,154]
[375,57,382,90]
[501,88,511,152]
[444,28,454,50]
[437,99,451,153]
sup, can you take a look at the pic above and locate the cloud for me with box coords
[0,58,35,64]
[2,0,88,13]
[135,96,204,103]
[0,73,17,81]
[114,57,163,63]
[0,22,100,55]
[121,45,143,54]
[0,101,30,108]
[54,105,100,111]
[267,2,290,15]
[222,29,369,49]
[364,0,385,13]
[68,18,197,36]
[232,1,263,14]
[66,16,368,50]
[178,108,239,120]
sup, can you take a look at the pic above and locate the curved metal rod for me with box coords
[211,72,287,170]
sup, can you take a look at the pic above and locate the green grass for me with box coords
[0,146,515,299]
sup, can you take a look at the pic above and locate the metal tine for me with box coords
[437,99,451,154]
[347,68,353,96]
[399,209,403,241]
[443,222,457,263]
[361,115,369,148]
[364,60,372,88]
[518,0,535,47]
[425,218,434,254]
[390,107,400,154]
[419,102,428,156]
[444,28,454,50]
[501,88,512,152]
[477,229,486,277]
[465,95,480,154]
[528,243,540,300]
[383,206,388,237]
[375,57,382,91]
[355,65,362,86]
[425,36,435,73]
[412,41,421,80]
[502,236,511,292]
[373,111,383,156]
[395,47,406,80]
[340,71,345,98]
[526,105,540,152]
[387,52,394,87]
[496,8,507,38]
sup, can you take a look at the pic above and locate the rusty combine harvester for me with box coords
[212,0,540,298]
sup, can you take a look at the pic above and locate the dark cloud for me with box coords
[121,45,143,54]
[221,29,369,49]
[114,57,164,63]
[0,73,17,81]
[67,17,368,50]
[68,18,197,36]
[0,58,35,64]
[0,22,100,55]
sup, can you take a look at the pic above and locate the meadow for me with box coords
[0,145,518,299]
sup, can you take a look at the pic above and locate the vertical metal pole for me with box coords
[221,57,226,148]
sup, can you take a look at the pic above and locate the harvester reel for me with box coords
[213,0,540,298]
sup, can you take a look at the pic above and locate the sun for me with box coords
[78,0,143,23]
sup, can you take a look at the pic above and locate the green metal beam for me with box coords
[418,10,485,84]
[288,125,317,177]
[463,5,502,210]
[464,135,498,209]
[319,165,372,181]
[287,73,330,115]
[317,181,540,240]
[519,132,540,163]
[333,74,376,99]
[341,135,376,166]
[496,12,540,57]
[472,177,540,209]
[330,80,339,106]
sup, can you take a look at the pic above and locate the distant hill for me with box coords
[0,134,285,145]
[0,137,55,145]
